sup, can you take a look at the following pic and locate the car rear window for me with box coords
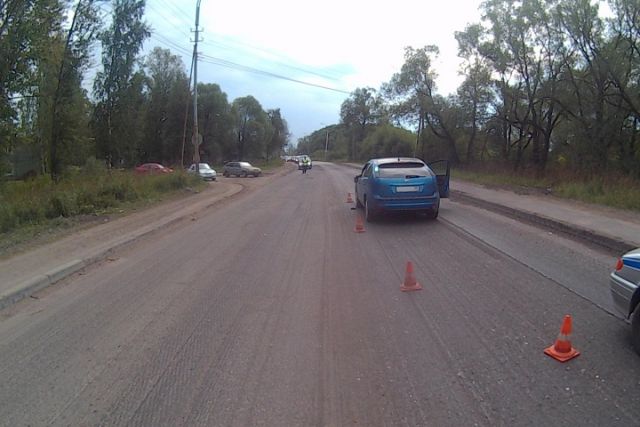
[376,162,430,178]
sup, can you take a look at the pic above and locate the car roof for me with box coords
[367,157,426,166]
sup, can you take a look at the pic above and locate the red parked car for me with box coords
[134,163,173,175]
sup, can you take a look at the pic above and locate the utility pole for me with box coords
[324,131,329,161]
[192,0,203,175]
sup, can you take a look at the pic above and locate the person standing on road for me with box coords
[301,156,311,174]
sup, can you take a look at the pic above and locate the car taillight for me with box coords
[615,258,624,271]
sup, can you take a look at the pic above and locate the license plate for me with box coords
[396,186,419,193]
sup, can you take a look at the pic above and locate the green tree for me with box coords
[93,0,149,167]
[423,93,461,163]
[555,0,616,172]
[0,0,65,175]
[455,24,493,163]
[296,124,346,160]
[143,47,190,165]
[265,109,289,162]
[231,96,267,161]
[359,124,414,159]
[49,0,101,179]
[197,83,233,165]
[595,0,640,175]
[383,46,460,163]
[339,87,380,160]
[479,0,567,172]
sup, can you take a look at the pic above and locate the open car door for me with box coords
[427,160,450,198]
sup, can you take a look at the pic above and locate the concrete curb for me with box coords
[0,207,213,310]
[0,274,51,310]
[0,259,85,310]
[452,190,636,254]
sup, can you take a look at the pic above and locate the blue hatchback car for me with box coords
[354,158,450,222]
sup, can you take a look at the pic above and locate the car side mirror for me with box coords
[354,175,360,183]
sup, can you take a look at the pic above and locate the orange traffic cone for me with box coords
[354,215,366,233]
[346,192,354,203]
[400,261,422,292]
[544,315,580,362]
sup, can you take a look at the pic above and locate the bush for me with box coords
[152,172,190,192]
[556,176,640,211]
[0,204,18,233]
[13,199,44,225]
[46,193,78,218]
[82,156,107,175]
[0,168,200,236]
[99,180,135,202]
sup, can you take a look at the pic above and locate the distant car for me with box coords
[354,157,450,222]
[134,163,173,175]
[610,247,640,355]
[187,163,217,181]
[222,161,262,177]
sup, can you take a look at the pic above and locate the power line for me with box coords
[149,32,193,56]
[199,53,351,94]
[146,2,191,39]
[147,29,352,94]
[153,0,193,24]
[200,38,343,82]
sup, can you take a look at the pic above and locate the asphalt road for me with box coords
[0,162,638,426]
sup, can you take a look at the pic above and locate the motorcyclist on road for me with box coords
[301,156,311,174]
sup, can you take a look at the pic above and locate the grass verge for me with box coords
[0,170,205,255]
[454,168,640,212]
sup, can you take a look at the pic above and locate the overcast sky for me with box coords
[143,0,484,145]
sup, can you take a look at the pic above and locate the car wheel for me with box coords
[365,198,376,222]
[426,207,439,219]
[241,171,247,178]
[632,305,640,356]
[223,171,229,177]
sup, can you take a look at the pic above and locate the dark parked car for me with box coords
[610,247,640,355]
[134,163,173,175]
[354,157,450,222]
[222,161,262,177]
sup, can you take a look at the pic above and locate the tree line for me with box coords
[0,0,289,181]
[299,0,640,179]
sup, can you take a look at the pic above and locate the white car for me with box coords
[187,163,217,181]
[610,247,640,355]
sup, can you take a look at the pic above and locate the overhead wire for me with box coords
[200,37,345,82]
[149,31,194,57]
[198,53,351,94]
[145,3,191,39]
[146,30,352,94]
[94,1,354,95]
[152,0,194,24]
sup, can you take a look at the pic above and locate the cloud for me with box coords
[145,0,483,142]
